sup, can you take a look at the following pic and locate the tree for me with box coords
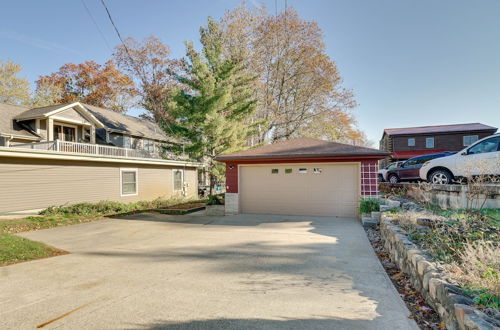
[165,18,256,193]
[114,36,182,121]
[220,4,362,145]
[32,78,64,107]
[0,59,31,106]
[35,60,136,112]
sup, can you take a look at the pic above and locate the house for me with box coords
[215,137,389,217]
[0,102,201,213]
[379,123,497,167]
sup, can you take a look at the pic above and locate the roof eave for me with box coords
[215,153,390,162]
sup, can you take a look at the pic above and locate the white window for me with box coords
[123,135,131,149]
[120,168,138,196]
[463,135,478,146]
[173,169,184,191]
[143,139,155,152]
[425,137,434,148]
[298,168,308,174]
[313,168,322,174]
[408,138,415,147]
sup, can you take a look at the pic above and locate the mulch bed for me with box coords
[157,202,207,215]
[165,202,206,210]
[365,226,445,329]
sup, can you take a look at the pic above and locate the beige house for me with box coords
[0,102,201,213]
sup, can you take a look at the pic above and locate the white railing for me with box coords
[11,140,160,160]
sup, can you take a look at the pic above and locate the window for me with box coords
[143,139,155,152]
[408,138,415,147]
[313,168,322,174]
[173,169,184,190]
[123,135,131,149]
[121,169,138,196]
[467,136,500,155]
[0,137,5,146]
[271,168,279,174]
[285,168,292,174]
[425,137,434,148]
[298,168,307,174]
[53,124,76,142]
[463,135,478,146]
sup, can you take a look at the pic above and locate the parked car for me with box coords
[386,152,454,183]
[420,134,500,184]
[378,161,403,182]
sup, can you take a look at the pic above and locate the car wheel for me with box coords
[429,169,453,185]
[388,174,400,184]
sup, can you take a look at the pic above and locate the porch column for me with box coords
[47,118,54,140]
[90,126,96,144]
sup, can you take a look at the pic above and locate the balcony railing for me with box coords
[10,140,160,160]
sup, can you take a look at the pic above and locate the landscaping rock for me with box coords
[362,216,377,228]
[386,200,401,208]
[379,216,498,330]
[371,211,381,222]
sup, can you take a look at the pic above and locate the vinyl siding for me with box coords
[57,108,92,124]
[0,157,198,213]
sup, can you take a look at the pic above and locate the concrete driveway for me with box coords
[0,213,418,330]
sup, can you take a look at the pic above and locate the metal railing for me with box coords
[10,140,160,159]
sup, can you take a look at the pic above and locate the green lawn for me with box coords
[0,232,67,266]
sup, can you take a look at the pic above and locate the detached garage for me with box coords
[215,138,389,217]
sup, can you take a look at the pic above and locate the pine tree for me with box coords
[164,18,256,193]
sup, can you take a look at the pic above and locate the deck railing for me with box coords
[10,140,160,160]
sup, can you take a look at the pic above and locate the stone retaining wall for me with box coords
[379,217,499,330]
[379,183,500,210]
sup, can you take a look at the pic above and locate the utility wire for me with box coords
[100,0,141,76]
[81,0,112,51]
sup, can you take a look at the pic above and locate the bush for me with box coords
[207,194,224,205]
[358,198,380,214]
[39,198,186,217]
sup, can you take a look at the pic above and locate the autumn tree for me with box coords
[220,4,362,145]
[0,59,31,106]
[164,18,256,193]
[114,36,182,121]
[35,60,135,112]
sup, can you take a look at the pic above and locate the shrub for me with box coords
[448,241,500,302]
[358,198,380,214]
[207,194,224,205]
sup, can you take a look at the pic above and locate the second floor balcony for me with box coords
[10,140,162,160]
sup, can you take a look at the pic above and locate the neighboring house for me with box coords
[0,101,201,213]
[215,137,389,218]
[379,123,497,167]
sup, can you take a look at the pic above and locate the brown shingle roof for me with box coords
[83,104,171,142]
[14,103,75,120]
[384,123,497,136]
[215,137,389,161]
[0,103,40,139]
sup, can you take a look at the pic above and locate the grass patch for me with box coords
[0,232,67,266]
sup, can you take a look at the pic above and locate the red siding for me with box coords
[225,163,239,193]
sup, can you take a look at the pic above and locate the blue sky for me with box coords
[1,0,499,145]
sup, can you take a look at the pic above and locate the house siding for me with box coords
[391,131,494,152]
[56,108,92,124]
[0,157,197,213]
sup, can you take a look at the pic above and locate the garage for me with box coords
[215,137,389,217]
[240,163,359,217]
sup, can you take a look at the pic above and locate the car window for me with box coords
[387,163,396,170]
[467,137,500,155]
[405,158,419,166]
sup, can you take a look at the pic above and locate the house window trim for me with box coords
[120,168,138,197]
[173,169,184,191]
[53,122,78,142]
[463,135,479,147]
[425,137,434,148]
[407,138,415,147]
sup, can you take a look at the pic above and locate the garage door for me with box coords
[239,163,359,217]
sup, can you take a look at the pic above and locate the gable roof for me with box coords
[0,103,41,140]
[215,137,389,161]
[14,102,105,128]
[1,101,170,142]
[383,123,497,137]
[82,104,170,142]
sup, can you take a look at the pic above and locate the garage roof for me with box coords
[216,137,390,161]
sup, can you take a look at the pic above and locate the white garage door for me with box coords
[239,163,359,217]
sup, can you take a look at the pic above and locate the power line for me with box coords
[100,0,140,75]
[81,0,112,51]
